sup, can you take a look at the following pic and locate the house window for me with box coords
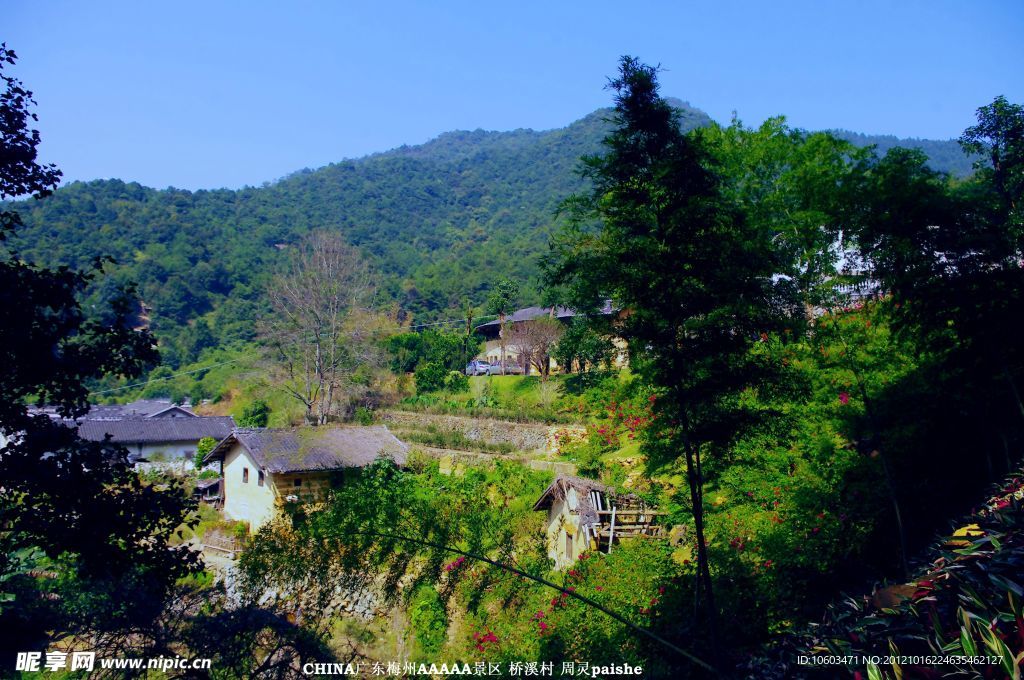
[294,479,302,487]
[258,470,265,487]
[242,467,249,483]
[565,532,573,562]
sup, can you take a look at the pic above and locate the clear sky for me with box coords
[6,0,1023,190]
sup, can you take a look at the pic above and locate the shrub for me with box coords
[444,370,469,392]
[354,406,374,425]
[409,585,448,659]
[238,399,270,427]
[195,436,217,470]
[414,362,448,393]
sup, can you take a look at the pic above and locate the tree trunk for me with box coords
[499,312,507,375]
[683,437,719,659]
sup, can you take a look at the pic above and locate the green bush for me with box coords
[443,370,469,392]
[195,436,217,470]
[414,362,448,393]
[238,399,270,427]
[409,585,448,659]
[354,406,374,425]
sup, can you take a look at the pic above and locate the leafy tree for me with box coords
[552,317,615,373]
[959,95,1023,223]
[195,436,218,470]
[486,278,520,374]
[700,116,871,310]
[840,99,1024,570]
[385,331,424,373]
[238,398,271,427]
[0,43,198,662]
[387,328,472,375]
[414,361,449,394]
[547,57,795,657]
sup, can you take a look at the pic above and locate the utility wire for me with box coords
[88,357,248,396]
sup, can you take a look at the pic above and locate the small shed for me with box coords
[194,477,222,505]
[533,475,665,569]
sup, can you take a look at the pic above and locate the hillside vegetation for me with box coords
[7,101,973,369]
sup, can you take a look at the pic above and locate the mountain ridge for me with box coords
[8,100,976,367]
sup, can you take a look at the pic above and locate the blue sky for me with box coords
[7,0,1023,190]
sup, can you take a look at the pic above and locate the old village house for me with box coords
[204,425,408,532]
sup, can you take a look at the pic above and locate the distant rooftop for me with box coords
[77,416,235,445]
[30,399,197,422]
[474,301,615,336]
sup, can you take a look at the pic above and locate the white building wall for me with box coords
[132,440,201,461]
[221,444,277,531]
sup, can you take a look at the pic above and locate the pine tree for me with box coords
[547,56,794,657]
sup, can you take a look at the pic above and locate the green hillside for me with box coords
[7,100,973,367]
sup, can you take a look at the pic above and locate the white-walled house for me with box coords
[204,426,408,532]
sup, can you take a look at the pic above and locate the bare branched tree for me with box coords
[262,232,390,424]
[507,318,564,379]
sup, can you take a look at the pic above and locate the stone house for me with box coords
[203,426,408,532]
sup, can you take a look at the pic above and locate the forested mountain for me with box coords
[6,99,973,367]
[831,129,977,176]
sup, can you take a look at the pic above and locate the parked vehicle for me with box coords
[487,361,524,376]
[465,360,491,376]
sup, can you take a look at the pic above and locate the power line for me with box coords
[88,357,248,396]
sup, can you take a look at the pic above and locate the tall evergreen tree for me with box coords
[546,57,794,658]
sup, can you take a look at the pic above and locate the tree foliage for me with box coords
[238,398,271,428]
[0,43,199,664]
[547,56,800,658]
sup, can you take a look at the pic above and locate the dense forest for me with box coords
[6,99,975,369]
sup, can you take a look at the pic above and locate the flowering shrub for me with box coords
[761,472,1024,679]
[470,629,499,653]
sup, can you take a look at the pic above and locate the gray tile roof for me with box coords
[474,301,616,334]
[205,426,408,474]
[88,400,196,419]
[475,306,578,330]
[77,416,235,444]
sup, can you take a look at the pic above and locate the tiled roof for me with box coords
[475,306,578,329]
[474,301,616,331]
[88,400,196,418]
[205,426,408,473]
[77,416,235,444]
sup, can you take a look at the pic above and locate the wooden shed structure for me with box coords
[533,475,666,569]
